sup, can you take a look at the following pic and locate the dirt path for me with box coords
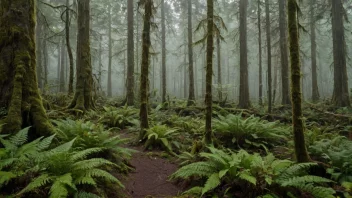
[123,146,183,198]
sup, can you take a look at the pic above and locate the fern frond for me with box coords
[85,169,124,188]
[281,175,333,187]
[71,148,104,161]
[73,158,116,170]
[19,174,52,195]
[9,127,30,146]
[74,191,100,198]
[171,162,217,179]
[0,171,17,186]
[201,173,221,196]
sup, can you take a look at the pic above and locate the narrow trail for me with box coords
[123,146,182,198]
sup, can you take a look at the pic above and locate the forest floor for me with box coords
[121,132,183,198]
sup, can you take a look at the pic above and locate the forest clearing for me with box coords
[1,0,352,198]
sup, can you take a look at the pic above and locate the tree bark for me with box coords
[0,0,52,136]
[60,39,66,92]
[217,36,222,102]
[205,0,214,145]
[161,0,167,104]
[139,0,152,140]
[279,0,290,105]
[288,0,310,163]
[187,0,195,106]
[331,0,350,107]
[257,0,263,105]
[310,0,319,102]
[126,0,135,105]
[239,0,250,109]
[265,0,272,113]
[68,0,95,111]
[66,0,74,95]
[36,9,43,90]
[107,1,113,97]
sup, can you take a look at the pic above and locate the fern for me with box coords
[98,105,139,128]
[172,147,336,197]
[213,114,288,149]
[144,125,180,153]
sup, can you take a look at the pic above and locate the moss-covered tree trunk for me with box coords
[66,0,74,95]
[68,0,95,111]
[279,0,291,105]
[139,0,152,140]
[204,0,214,145]
[265,0,272,113]
[288,0,310,163]
[331,0,350,107]
[0,0,52,136]
[257,0,263,106]
[35,9,43,90]
[187,0,195,106]
[126,0,135,106]
[310,0,319,102]
[238,0,250,109]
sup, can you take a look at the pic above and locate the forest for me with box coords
[0,0,352,197]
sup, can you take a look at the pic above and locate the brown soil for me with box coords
[122,146,183,198]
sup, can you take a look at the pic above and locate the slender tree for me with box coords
[161,0,167,104]
[288,0,310,163]
[217,36,222,102]
[309,0,319,102]
[68,0,95,111]
[59,39,66,92]
[265,0,272,113]
[0,0,52,135]
[66,0,74,95]
[238,0,250,109]
[204,0,214,145]
[257,0,263,105]
[126,0,135,105]
[187,0,195,106]
[279,0,290,105]
[107,1,113,97]
[331,0,350,107]
[139,0,153,140]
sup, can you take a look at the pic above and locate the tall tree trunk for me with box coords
[331,0,350,107]
[98,35,102,90]
[139,0,152,140]
[187,0,195,106]
[126,0,135,105]
[310,0,319,102]
[258,0,263,105]
[57,42,61,91]
[36,10,43,90]
[68,0,95,111]
[238,0,250,108]
[60,39,66,92]
[288,0,310,163]
[279,0,290,105]
[161,0,167,104]
[107,1,113,97]
[184,42,187,99]
[0,0,52,135]
[43,27,48,91]
[265,0,272,113]
[66,0,74,95]
[217,37,222,102]
[205,0,214,145]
